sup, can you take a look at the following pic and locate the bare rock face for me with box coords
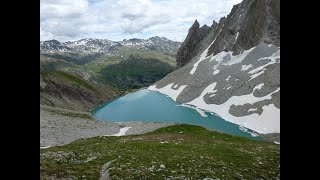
[207,0,280,56]
[151,0,280,134]
[176,20,214,68]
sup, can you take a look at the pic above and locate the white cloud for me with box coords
[40,0,89,18]
[40,0,243,42]
[40,27,54,40]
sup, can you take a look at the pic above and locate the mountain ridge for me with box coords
[40,36,182,56]
[40,36,181,110]
[149,0,280,135]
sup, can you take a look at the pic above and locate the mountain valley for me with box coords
[40,0,280,179]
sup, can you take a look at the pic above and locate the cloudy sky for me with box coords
[40,0,242,42]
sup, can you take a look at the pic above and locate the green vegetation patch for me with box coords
[98,54,175,89]
[42,52,103,65]
[41,49,176,91]
[54,71,98,93]
[40,124,280,179]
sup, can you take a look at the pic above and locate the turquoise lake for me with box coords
[92,89,261,140]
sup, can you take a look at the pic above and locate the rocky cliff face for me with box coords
[206,0,280,57]
[176,20,215,68]
[149,0,280,135]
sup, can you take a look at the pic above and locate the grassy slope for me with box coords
[40,70,123,111]
[41,48,176,91]
[40,49,176,110]
[83,50,176,73]
[40,124,280,179]
[83,50,176,89]
[41,52,104,65]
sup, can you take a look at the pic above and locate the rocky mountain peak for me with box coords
[176,20,212,68]
[47,39,60,44]
[40,39,63,51]
[206,0,280,57]
[150,0,280,135]
[211,20,218,28]
[190,19,200,29]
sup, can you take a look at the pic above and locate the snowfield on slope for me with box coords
[149,83,279,134]
[148,44,280,134]
[186,84,280,134]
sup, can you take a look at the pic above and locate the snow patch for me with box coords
[249,70,264,81]
[235,32,239,41]
[160,141,169,144]
[203,82,217,94]
[241,64,252,71]
[204,46,256,76]
[248,108,257,112]
[209,51,229,63]
[105,127,131,137]
[239,126,259,137]
[226,76,231,81]
[209,89,218,97]
[223,46,255,66]
[177,104,208,117]
[190,28,223,75]
[186,85,280,134]
[254,83,264,91]
[213,69,220,75]
[248,49,280,80]
[148,83,187,101]
[40,146,51,149]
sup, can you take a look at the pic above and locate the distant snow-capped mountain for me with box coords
[40,36,181,56]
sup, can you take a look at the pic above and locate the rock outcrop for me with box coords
[207,0,280,56]
[150,0,280,134]
[176,20,215,68]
